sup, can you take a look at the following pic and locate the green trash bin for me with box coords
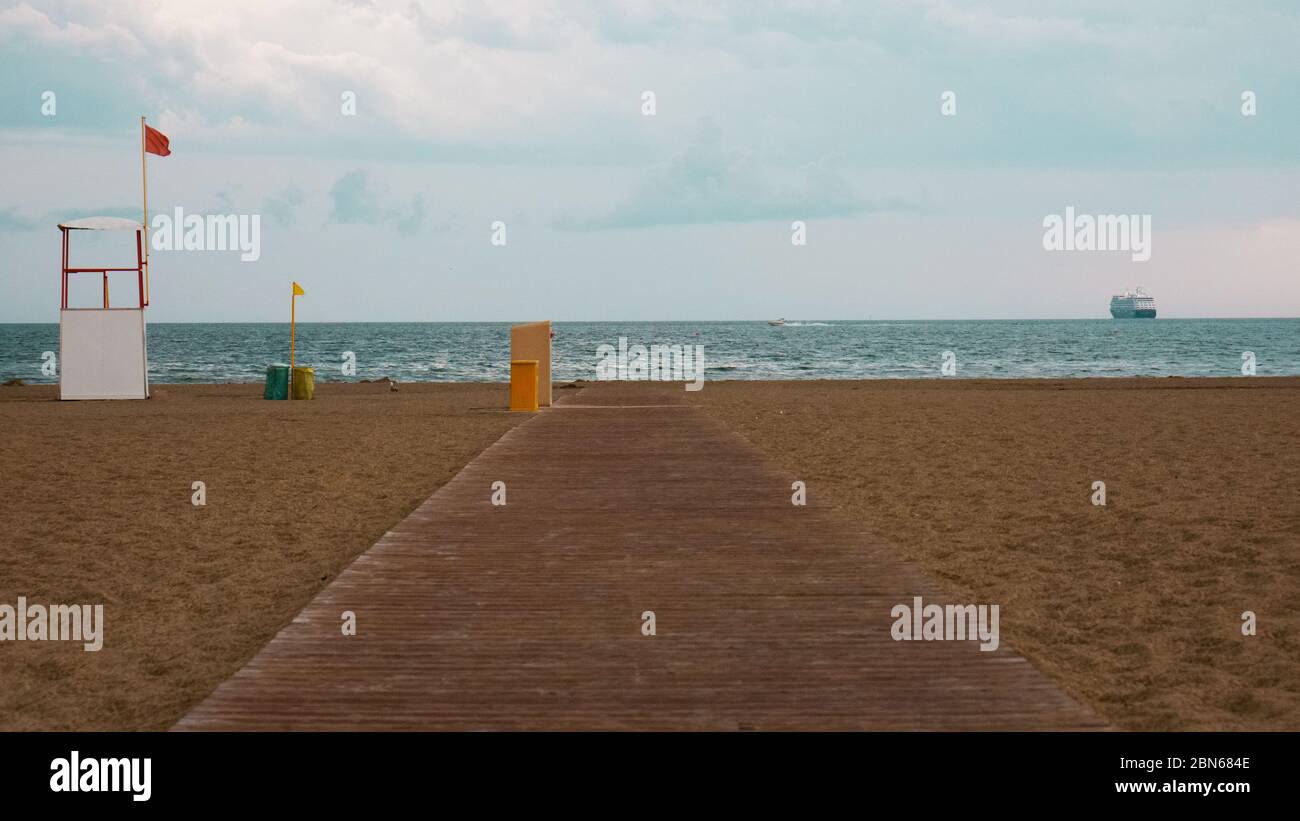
[263,364,290,400]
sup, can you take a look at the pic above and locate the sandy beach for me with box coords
[1,377,1296,731]
[691,377,1300,731]
[0,381,521,730]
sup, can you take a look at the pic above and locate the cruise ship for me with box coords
[1109,287,1157,319]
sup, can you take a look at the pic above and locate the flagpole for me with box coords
[140,115,149,306]
[289,288,296,401]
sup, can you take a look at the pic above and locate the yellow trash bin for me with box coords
[291,366,315,400]
[510,360,538,412]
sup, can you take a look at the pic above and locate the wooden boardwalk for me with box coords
[176,383,1103,730]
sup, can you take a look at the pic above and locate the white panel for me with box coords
[60,309,149,400]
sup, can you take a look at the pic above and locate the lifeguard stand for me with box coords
[58,217,150,400]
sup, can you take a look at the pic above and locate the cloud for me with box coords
[329,170,382,224]
[922,2,1096,46]
[0,205,139,232]
[0,3,145,58]
[0,208,40,231]
[263,185,305,228]
[562,119,917,229]
[328,170,426,235]
[2,1,1298,169]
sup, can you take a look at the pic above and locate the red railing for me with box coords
[60,227,146,310]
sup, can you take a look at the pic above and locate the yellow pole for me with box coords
[141,116,149,306]
[289,289,296,401]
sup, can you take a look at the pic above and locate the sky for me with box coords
[1,0,1298,322]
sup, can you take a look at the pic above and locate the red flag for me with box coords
[144,124,171,156]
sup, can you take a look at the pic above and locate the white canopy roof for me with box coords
[58,216,143,231]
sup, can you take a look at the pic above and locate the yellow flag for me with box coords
[292,282,305,296]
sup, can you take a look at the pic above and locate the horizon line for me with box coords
[4,316,1300,325]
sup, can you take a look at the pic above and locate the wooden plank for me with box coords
[175,383,1104,730]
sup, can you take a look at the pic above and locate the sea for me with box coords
[1,319,1297,384]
